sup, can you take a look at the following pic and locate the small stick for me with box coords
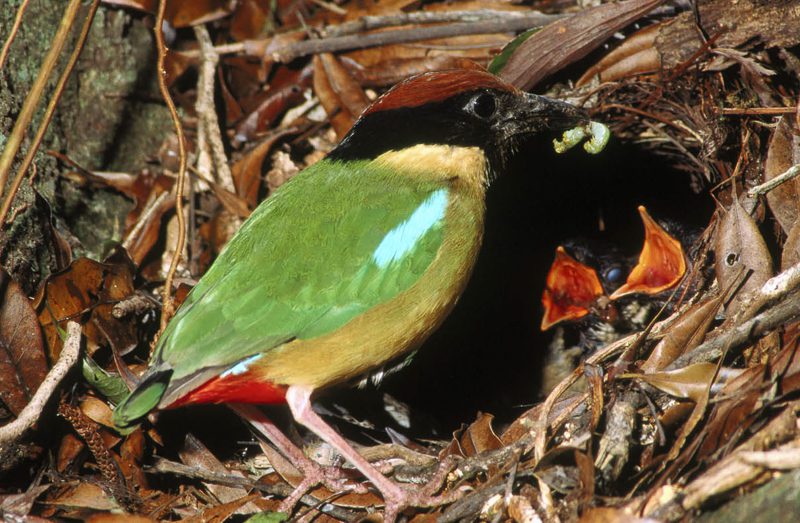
[193,25,237,196]
[0,0,101,226]
[155,0,189,333]
[0,322,82,447]
[747,164,800,197]
[193,12,561,61]
[0,0,83,201]
[0,0,31,70]
[722,107,797,116]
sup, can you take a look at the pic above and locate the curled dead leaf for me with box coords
[0,270,48,417]
[577,23,662,87]
[641,297,721,373]
[764,117,800,234]
[498,0,666,89]
[314,53,370,138]
[714,196,773,317]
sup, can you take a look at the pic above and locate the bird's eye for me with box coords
[468,92,497,119]
[605,267,625,284]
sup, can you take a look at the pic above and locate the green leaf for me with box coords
[243,512,289,523]
[488,28,540,75]
[82,356,130,405]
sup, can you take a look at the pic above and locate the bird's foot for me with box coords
[278,458,369,513]
[375,455,465,521]
[380,482,467,523]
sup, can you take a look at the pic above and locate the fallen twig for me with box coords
[0,321,82,448]
[268,18,546,63]
[155,0,188,334]
[149,457,359,520]
[0,0,100,226]
[747,164,800,197]
[669,290,800,368]
[0,0,31,70]
[0,0,83,205]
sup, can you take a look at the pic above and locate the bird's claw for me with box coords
[382,485,467,523]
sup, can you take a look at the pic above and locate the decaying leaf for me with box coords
[498,0,665,89]
[764,117,800,235]
[0,270,48,417]
[781,221,800,271]
[641,297,721,373]
[714,196,773,317]
[34,249,138,361]
[627,362,719,402]
[577,23,662,86]
[313,53,371,138]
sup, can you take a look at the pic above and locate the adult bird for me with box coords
[113,68,585,520]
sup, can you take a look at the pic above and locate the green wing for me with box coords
[154,158,449,383]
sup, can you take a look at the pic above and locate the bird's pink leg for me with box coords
[286,385,462,522]
[229,403,365,513]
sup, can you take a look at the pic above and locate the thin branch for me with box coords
[148,457,359,521]
[668,290,800,369]
[0,0,31,70]
[155,0,188,334]
[121,191,172,252]
[721,106,798,116]
[268,16,559,63]
[191,10,562,59]
[747,164,800,197]
[193,25,236,195]
[0,0,83,201]
[0,322,82,448]
[320,9,561,38]
[0,0,101,226]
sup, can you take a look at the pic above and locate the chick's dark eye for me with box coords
[468,92,497,119]
[605,267,625,284]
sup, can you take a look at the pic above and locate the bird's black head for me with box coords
[328,69,586,171]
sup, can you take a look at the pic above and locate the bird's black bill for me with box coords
[500,92,588,137]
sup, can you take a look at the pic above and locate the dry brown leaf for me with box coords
[577,23,662,86]
[781,221,800,271]
[126,193,175,267]
[714,196,773,317]
[57,433,86,473]
[641,297,721,373]
[764,117,800,234]
[458,412,503,456]
[229,0,272,41]
[233,64,313,146]
[34,250,137,360]
[79,396,115,429]
[87,514,156,523]
[346,55,484,88]
[0,270,48,417]
[45,482,119,511]
[180,433,261,512]
[101,0,232,27]
[579,507,659,523]
[0,485,50,518]
[314,53,370,138]
[499,0,665,89]
[231,129,298,209]
[629,362,718,403]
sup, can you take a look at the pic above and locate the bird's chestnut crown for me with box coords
[328,69,585,166]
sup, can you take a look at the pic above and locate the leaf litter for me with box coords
[2,0,800,521]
